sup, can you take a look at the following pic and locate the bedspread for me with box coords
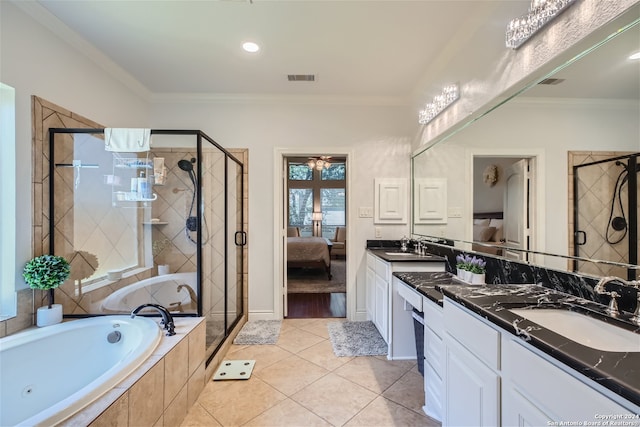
[287,237,331,267]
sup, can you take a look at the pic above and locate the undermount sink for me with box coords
[385,252,415,256]
[509,308,640,352]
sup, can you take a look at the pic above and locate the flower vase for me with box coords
[470,273,486,285]
[36,304,63,327]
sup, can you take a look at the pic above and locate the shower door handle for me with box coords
[235,231,247,246]
[574,230,587,246]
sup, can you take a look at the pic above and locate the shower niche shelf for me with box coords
[111,154,157,207]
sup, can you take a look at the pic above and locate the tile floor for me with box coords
[181,318,441,427]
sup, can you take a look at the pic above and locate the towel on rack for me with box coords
[104,128,151,152]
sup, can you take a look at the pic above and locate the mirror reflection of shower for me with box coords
[177,158,209,244]
[607,160,640,244]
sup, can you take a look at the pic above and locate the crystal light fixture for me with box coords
[307,156,332,171]
[505,0,577,49]
[418,84,460,125]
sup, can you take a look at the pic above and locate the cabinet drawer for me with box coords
[424,325,444,376]
[397,282,422,311]
[423,298,443,338]
[375,258,389,278]
[444,299,500,370]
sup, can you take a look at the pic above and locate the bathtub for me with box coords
[100,272,197,314]
[0,316,162,427]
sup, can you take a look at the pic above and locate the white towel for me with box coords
[104,128,151,152]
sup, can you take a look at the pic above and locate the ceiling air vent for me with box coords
[287,74,315,82]
[538,78,565,85]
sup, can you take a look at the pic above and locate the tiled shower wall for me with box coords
[568,151,639,278]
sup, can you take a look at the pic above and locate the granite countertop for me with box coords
[367,248,446,263]
[393,273,640,408]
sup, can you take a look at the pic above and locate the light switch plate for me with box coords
[448,207,463,218]
[359,207,373,218]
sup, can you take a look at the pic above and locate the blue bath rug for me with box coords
[327,321,388,357]
[233,320,281,345]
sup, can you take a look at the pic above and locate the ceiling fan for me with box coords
[306,156,332,170]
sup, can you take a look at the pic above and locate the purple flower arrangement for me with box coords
[456,253,486,274]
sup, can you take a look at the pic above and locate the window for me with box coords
[0,83,17,319]
[287,157,346,238]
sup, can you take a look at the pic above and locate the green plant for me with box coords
[23,255,70,308]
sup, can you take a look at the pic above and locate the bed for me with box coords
[287,237,332,280]
[472,212,504,256]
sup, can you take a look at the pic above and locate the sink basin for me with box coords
[384,252,415,256]
[509,308,640,352]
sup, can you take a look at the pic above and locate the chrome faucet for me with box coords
[131,303,176,336]
[400,236,409,252]
[594,276,640,317]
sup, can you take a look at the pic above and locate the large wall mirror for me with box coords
[412,16,639,278]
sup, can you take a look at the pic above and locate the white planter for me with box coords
[36,304,63,327]
[470,273,486,285]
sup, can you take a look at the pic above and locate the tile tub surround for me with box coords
[59,317,206,427]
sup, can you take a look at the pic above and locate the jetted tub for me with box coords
[100,272,197,314]
[0,316,162,426]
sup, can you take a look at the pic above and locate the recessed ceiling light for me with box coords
[629,51,640,60]
[242,42,260,53]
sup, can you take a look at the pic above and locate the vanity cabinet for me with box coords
[502,335,634,423]
[422,296,444,421]
[442,297,638,426]
[366,252,444,359]
[443,299,501,426]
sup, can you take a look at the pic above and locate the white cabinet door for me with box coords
[366,266,375,321]
[374,178,407,224]
[374,274,388,342]
[503,383,556,426]
[444,335,500,426]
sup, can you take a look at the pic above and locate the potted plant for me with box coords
[455,253,473,281]
[23,255,70,327]
[468,256,487,284]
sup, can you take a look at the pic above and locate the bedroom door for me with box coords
[503,159,531,260]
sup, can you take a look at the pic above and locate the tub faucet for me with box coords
[594,276,640,316]
[131,303,176,336]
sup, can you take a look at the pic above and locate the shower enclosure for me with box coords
[572,152,639,280]
[48,128,245,364]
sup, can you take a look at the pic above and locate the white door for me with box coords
[282,159,288,317]
[504,159,530,260]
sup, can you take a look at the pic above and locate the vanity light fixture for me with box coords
[418,84,460,125]
[629,51,640,61]
[505,0,577,49]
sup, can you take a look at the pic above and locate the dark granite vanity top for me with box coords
[393,272,640,408]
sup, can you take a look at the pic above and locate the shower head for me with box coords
[178,159,196,187]
[178,159,194,172]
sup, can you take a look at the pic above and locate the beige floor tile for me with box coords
[293,373,377,426]
[299,319,333,339]
[244,398,332,427]
[225,344,293,374]
[197,376,286,426]
[297,340,353,371]
[334,357,415,394]
[180,403,221,426]
[382,366,426,415]
[256,354,330,396]
[344,396,438,427]
[277,327,326,354]
[281,318,318,331]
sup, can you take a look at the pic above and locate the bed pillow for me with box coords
[474,218,490,226]
[473,225,497,242]
[489,219,504,242]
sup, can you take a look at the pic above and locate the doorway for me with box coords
[284,156,347,318]
[472,155,537,261]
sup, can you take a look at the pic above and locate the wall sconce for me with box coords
[418,84,460,125]
[506,0,577,49]
[312,211,323,235]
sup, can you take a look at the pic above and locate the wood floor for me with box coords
[286,293,346,318]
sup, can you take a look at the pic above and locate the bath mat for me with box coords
[327,321,388,357]
[213,360,256,381]
[233,320,282,345]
